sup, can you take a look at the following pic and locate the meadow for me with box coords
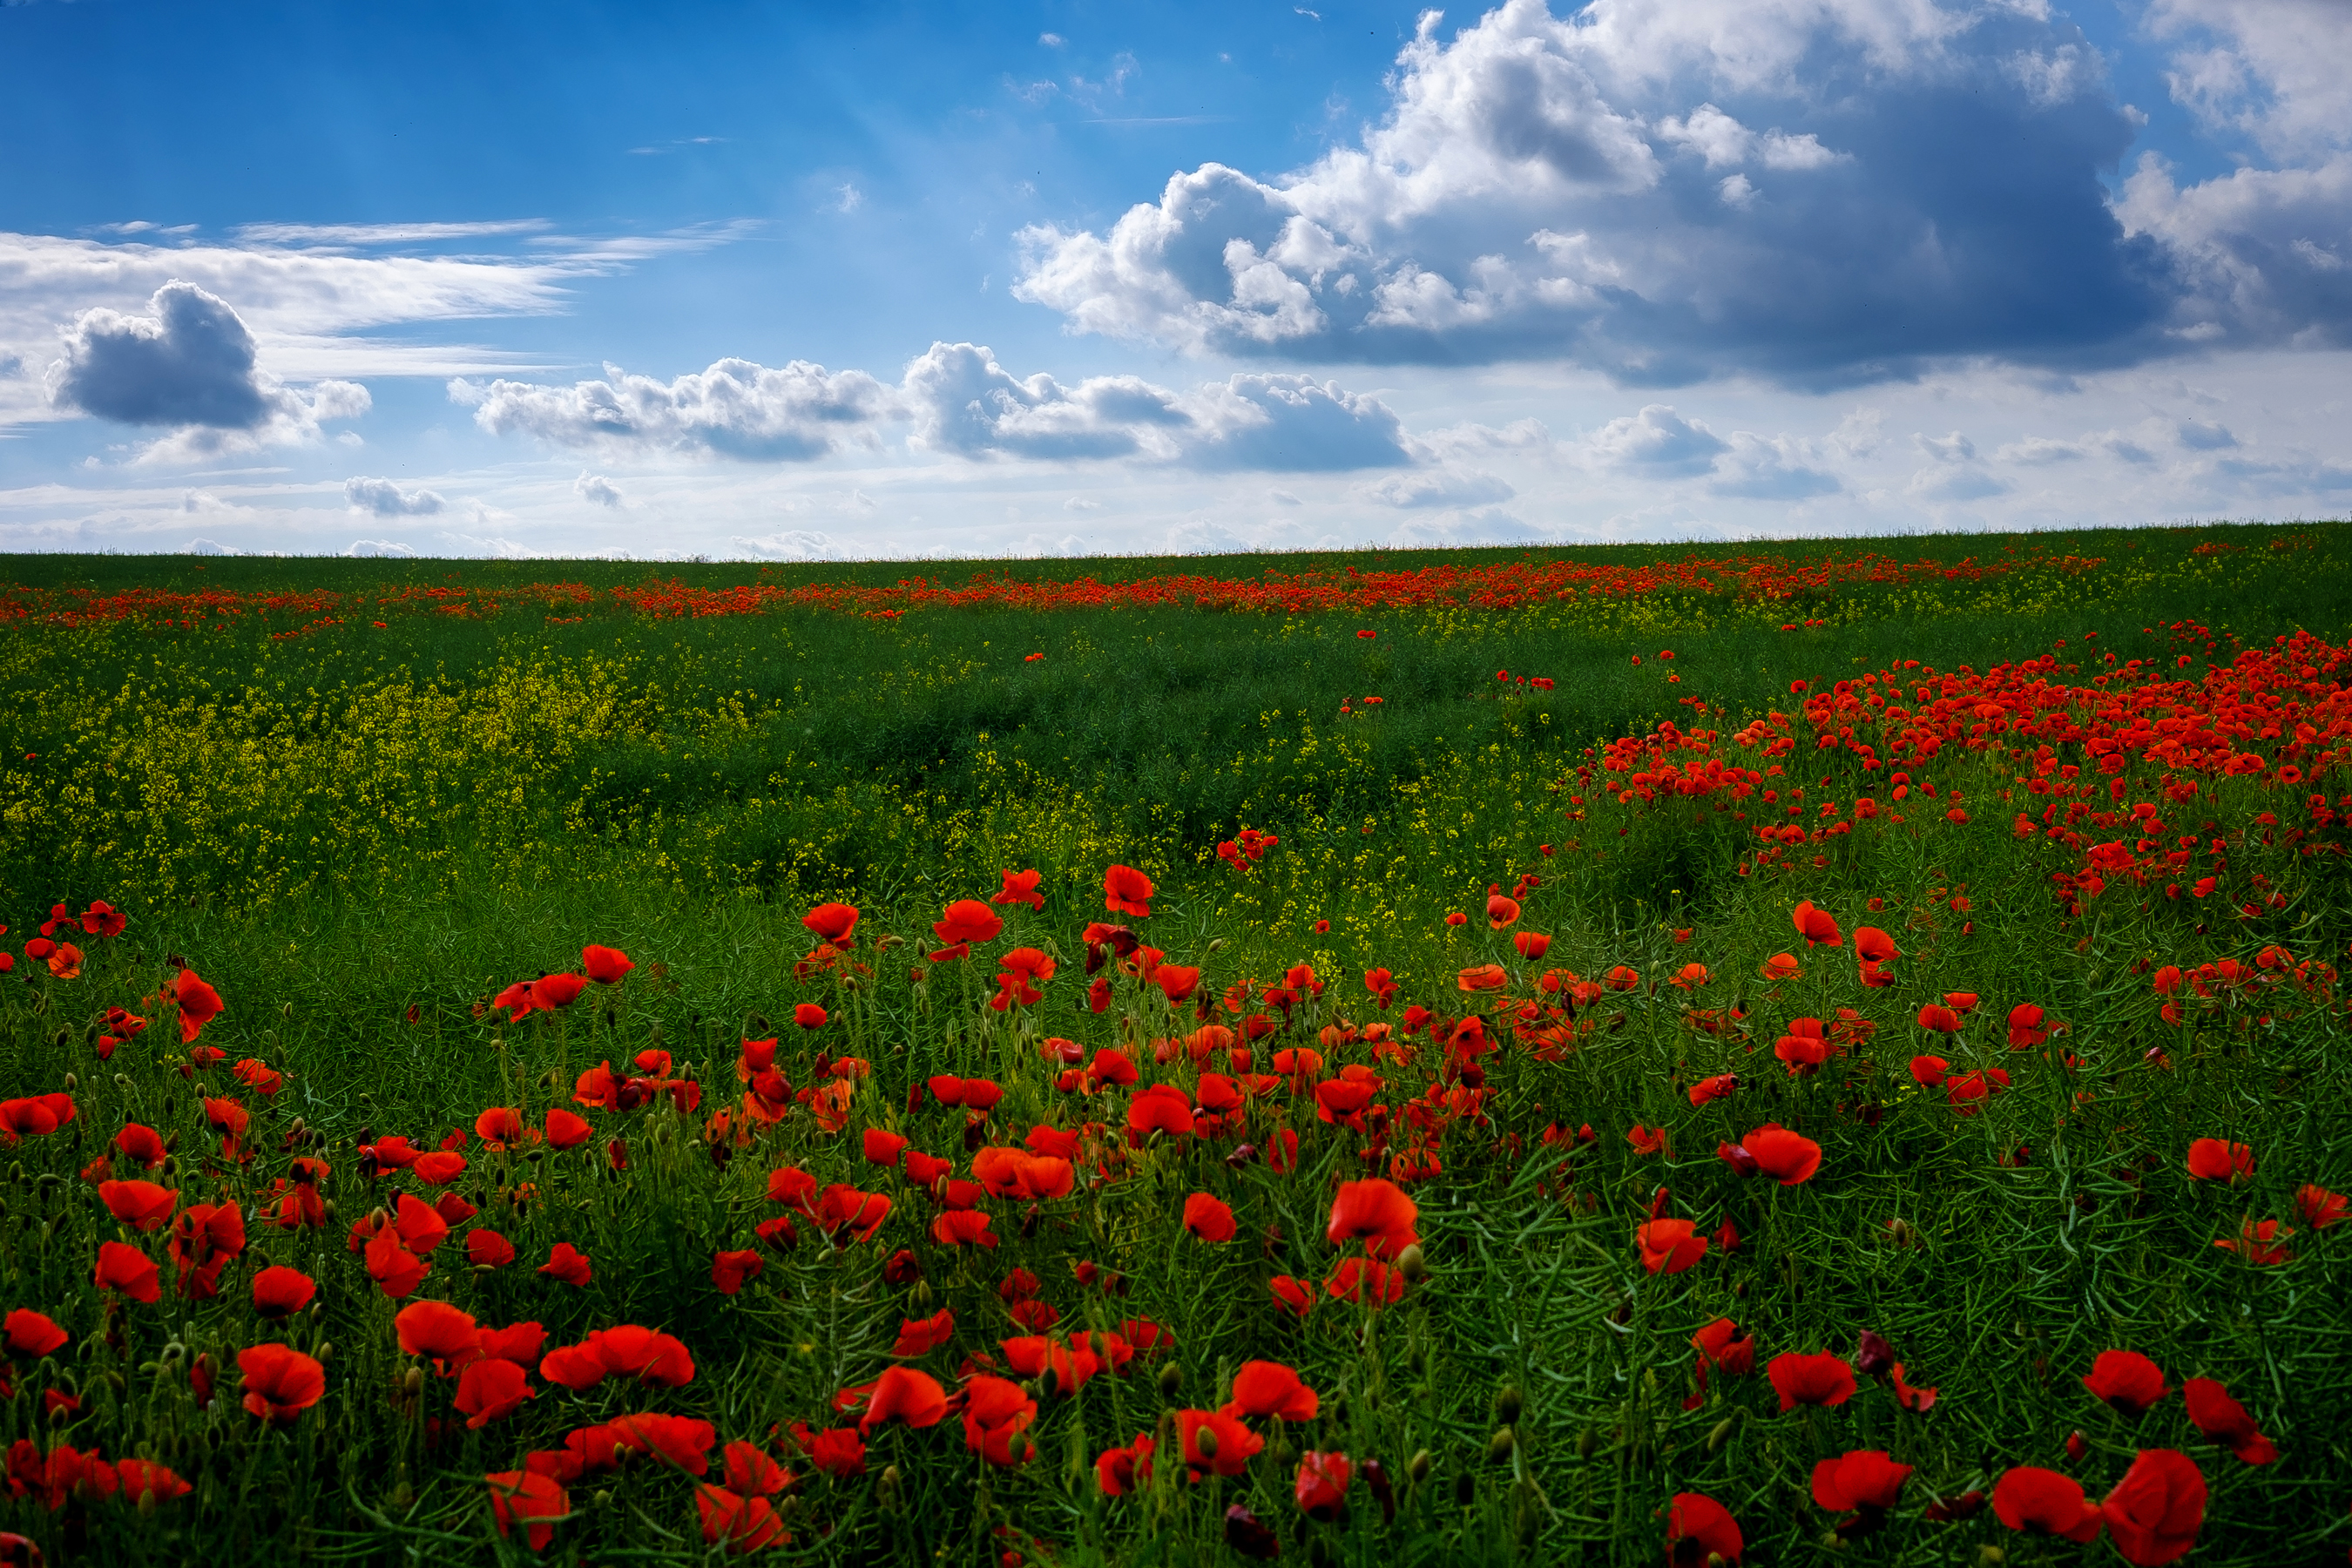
[2,522,2349,1565]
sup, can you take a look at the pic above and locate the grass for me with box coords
[1,519,2349,1565]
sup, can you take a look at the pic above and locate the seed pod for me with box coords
[1397,1242,1429,1283]
[1707,1414,1739,1454]
[876,1464,902,1512]
[1408,1449,1432,1486]
[1486,1428,1516,1463]
[1157,1362,1182,1399]
[1575,1427,1597,1461]
[402,1366,423,1396]
[1493,1384,1523,1424]
[1195,1425,1219,1459]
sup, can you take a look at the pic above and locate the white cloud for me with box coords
[732,530,844,560]
[574,471,624,508]
[1907,429,2009,500]
[1582,403,1726,476]
[344,476,445,516]
[344,538,416,558]
[1708,430,1840,497]
[454,358,895,461]
[1355,466,1516,508]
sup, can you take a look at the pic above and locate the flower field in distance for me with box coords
[2,522,2351,1565]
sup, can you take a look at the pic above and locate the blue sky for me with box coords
[2,0,2348,559]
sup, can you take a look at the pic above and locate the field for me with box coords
[2,522,2349,1565]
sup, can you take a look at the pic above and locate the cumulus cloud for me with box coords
[1907,429,2009,501]
[574,471,624,508]
[452,358,894,461]
[1582,404,1727,476]
[344,476,445,516]
[1707,431,1841,498]
[1355,466,1516,508]
[344,538,416,558]
[1010,0,2352,382]
[732,530,844,560]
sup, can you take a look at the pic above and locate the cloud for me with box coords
[453,358,894,460]
[1707,431,1841,498]
[1355,466,1516,508]
[343,538,416,558]
[574,471,624,508]
[1010,0,2351,382]
[732,530,844,560]
[1389,506,1552,546]
[344,476,445,516]
[1907,429,2009,500]
[1582,403,1726,476]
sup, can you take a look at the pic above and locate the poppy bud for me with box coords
[910,1278,934,1310]
[1493,1384,1522,1424]
[1226,1143,1257,1169]
[61,1072,76,1091]
[2065,1429,2087,1462]
[1575,1426,1596,1460]
[1485,1428,1514,1463]
[1855,1329,1895,1376]
[1196,1425,1219,1459]
[403,1366,424,1396]
[1707,1413,1739,1453]
[876,1465,902,1512]
[1158,1362,1183,1399]
[1362,1456,1395,1523]
[1408,1449,1432,1486]
[1397,1243,1428,1283]
[1976,1551,2005,1567]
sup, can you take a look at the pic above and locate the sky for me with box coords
[1,0,2349,561]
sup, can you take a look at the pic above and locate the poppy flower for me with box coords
[2183,1377,2275,1464]
[456,1359,536,1429]
[486,1469,571,1551]
[1768,1351,1857,1410]
[114,1457,189,1506]
[2295,1183,2347,1229]
[111,1123,167,1170]
[856,1366,950,1436]
[1687,1073,1739,1107]
[1270,1276,1315,1320]
[817,1184,892,1244]
[466,1227,517,1268]
[933,898,1005,948]
[1104,864,1155,917]
[238,1343,324,1424]
[478,1322,545,1365]
[173,969,225,1044]
[1184,1193,1238,1243]
[1326,1178,1419,1259]
[963,1373,1040,1465]
[396,1300,481,1369]
[1325,1257,1403,1305]
[536,1108,591,1152]
[412,1151,467,1186]
[1627,1124,1669,1157]
[1760,953,1801,982]
[1638,1219,1708,1275]
[1605,964,1640,990]
[2101,1450,2206,1566]
[1152,964,1203,1004]
[1126,1083,1195,1142]
[1992,1467,2104,1542]
[1098,1434,1155,1495]
[801,902,860,947]
[1229,1360,1320,1422]
[98,1178,179,1231]
[2213,1216,2293,1265]
[4,1308,67,1360]
[1792,900,1843,947]
[250,1265,315,1320]
[991,946,1058,1010]
[711,1249,765,1294]
[1693,1319,1754,1375]
[2008,1003,2049,1048]
[1669,962,1709,990]
[612,1412,718,1475]
[94,1240,162,1304]
[530,973,586,1010]
[578,947,634,988]
[1909,1055,1949,1088]
[2184,1139,2253,1184]
[1744,1125,1821,1186]
[1812,1448,1910,1517]
[861,1128,908,1167]
[890,1309,956,1358]
[392,1192,449,1253]
[366,1228,429,1298]
[1666,1492,1743,1565]
[2082,1350,2168,1416]
[797,1426,866,1478]
[1916,1003,1963,1034]
[717,1441,789,1498]
[1295,1450,1352,1519]
[697,1484,787,1553]
[538,1243,592,1287]
[1511,930,1551,961]
[1486,894,1521,929]
[1179,1409,1263,1478]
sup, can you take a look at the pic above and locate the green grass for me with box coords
[1,521,2349,1565]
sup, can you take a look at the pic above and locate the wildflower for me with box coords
[1325,1179,1418,1258]
[2295,1183,2346,1229]
[2082,1350,2168,1416]
[962,1375,1039,1465]
[1179,1409,1262,1478]
[1103,865,1155,917]
[612,1412,718,1474]
[1792,900,1842,946]
[1687,1073,1738,1107]
[468,1229,517,1268]
[1626,1124,1669,1157]
[855,1367,950,1436]
[934,899,1004,947]
[1743,1125,1821,1185]
[711,1249,765,1294]
[1767,1351,1857,1410]
[2213,1216,2293,1264]
[1295,1450,1351,1519]
[1665,1493,1743,1565]
[1811,1449,1910,1517]
[1486,895,1520,929]
[98,1179,179,1231]
[173,970,224,1044]
[237,1344,325,1424]
[485,1470,571,1551]
[2184,1139,2253,1184]
[582,945,634,983]
[250,1266,315,1319]
[1184,1193,1238,1243]
[801,902,860,947]
[1228,1361,1319,1421]
[992,868,1045,909]
[1916,1003,1963,1034]
[793,1003,828,1031]
[697,1484,787,1553]
[538,1243,593,1287]
[96,1241,162,1304]
[1638,1219,1707,1275]
[4,1309,67,1360]
[456,1360,536,1429]
[1760,952,1801,981]
[1991,1467,2104,1542]
[2100,1450,2206,1567]
[2008,1003,2049,1047]
[2183,1377,2276,1464]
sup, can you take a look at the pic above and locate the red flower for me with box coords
[1228,1361,1319,1423]
[855,1366,949,1436]
[238,1343,324,1424]
[1909,1055,1949,1088]
[1270,1276,1315,1319]
[934,899,1005,948]
[1991,1467,2103,1542]
[98,1179,179,1231]
[801,902,860,947]
[1637,1219,1707,1275]
[961,1374,1039,1465]
[697,1484,787,1553]
[2081,1350,2168,1416]
[1486,894,1521,929]
[2101,1450,2205,1567]
[365,1228,429,1298]
[1184,1193,1238,1243]
[396,1300,482,1368]
[1152,964,1203,1004]
[612,1412,718,1474]
[798,1426,866,1478]
[1916,1003,1963,1034]
[992,868,1045,909]
[2184,1139,2253,1184]
[173,969,224,1044]
[1294,1450,1352,1519]
[411,1151,467,1186]
[1767,1351,1856,1411]
[95,1240,161,1304]
[2007,1003,2049,1048]
[2183,1377,2276,1464]
[538,1243,593,1287]
[792,1002,828,1031]
[2295,1183,2347,1229]
[711,1249,766,1294]
[582,944,634,983]
[1097,1434,1154,1495]
[530,973,586,1010]
[112,1123,167,1169]
[467,1228,517,1268]
[1513,930,1551,960]
[456,1359,536,1429]
[1127,1083,1195,1141]
[891,1309,956,1357]
[2213,1216,2293,1264]
[544,1108,594,1150]
[1103,864,1155,917]
[1665,1493,1743,1565]
[1744,1125,1821,1186]
[1324,1258,1402,1305]
[1627,1124,1669,1156]
[250,1265,315,1319]
[1325,1179,1418,1259]
[1811,1450,1910,1513]
[861,1128,908,1166]
[1178,1409,1262,1478]
[1686,1073,1739,1107]
[3,1309,66,1360]
[486,1470,570,1551]
[1792,900,1843,947]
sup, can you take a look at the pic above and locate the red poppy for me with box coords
[963,1373,1040,1465]
[797,1426,867,1478]
[1097,1434,1155,1496]
[1916,1003,1963,1034]
[412,1151,467,1186]
[174,969,224,1044]
[98,1178,179,1231]
[934,899,1004,948]
[1512,930,1551,961]
[1759,953,1801,982]
[486,1470,571,1551]
[697,1484,787,1553]
[2007,1003,2049,1047]
[792,1002,828,1031]
[2183,1377,2275,1464]
[1812,1450,1910,1513]
[1669,962,1710,990]
[3,1309,66,1360]
[817,1185,892,1244]
[477,1322,544,1365]
[582,944,634,983]
[1326,1178,1419,1259]
[718,1441,789,1498]
[1325,1257,1403,1305]
[1992,1466,2103,1542]
[855,1366,950,1436]
[1127,1083,1195,1142]
[531,973,586,1010]
[862,1128,908,1166]
[2213,1216,2293,1265]
[1666,1493,1743,1565]
[1638,1219,1707,1275]
[1767,1351,1857,1411]
[538,1242,593,1287]
[1909,1055,1949,1088]
[1295,1450,1351,1519]
[250,1266,315,1320]
[2295,1183,2347,1229]
[2101,1450,2205,1567]
[1103,864,1155,917]
[365,1228,429,1298]
[2184,1139,2253,1184]
[394,1192,449,1253]
[111,1123,167,1169]
[1485,894,1520,929]
[1792,900,1843,947]
[468,1228,517,1268]
[1184,1193,1238,1243]
[1363,968,1398,1008]
[238,1343,325,1424]
[801,902,860,947]
[474,1106,527,1146]
[1152,964,1203,1004]
[711,1249,766,1294]
[1178,1409,1262,1478]
[1229,1361,1319,1422]
[987,868,1046,909]
[890,1309,956,1357]
[94,1240,161,1304]
[396,1300,481,1369]
[1744,1125,1821,1186]
[544,1108,594,1150]
[1271,1276,1314,1318]
[114,1457,189,1505]
[456,1359,536,1429]
[1687,1073,1739,1107]
[2081,1350,2168,1416]
[1693,1318,1754,1375]
[1627,1124,1669,1156]
[612,1412,718,1475]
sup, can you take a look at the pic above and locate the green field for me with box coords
[3,522,2349,1564]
